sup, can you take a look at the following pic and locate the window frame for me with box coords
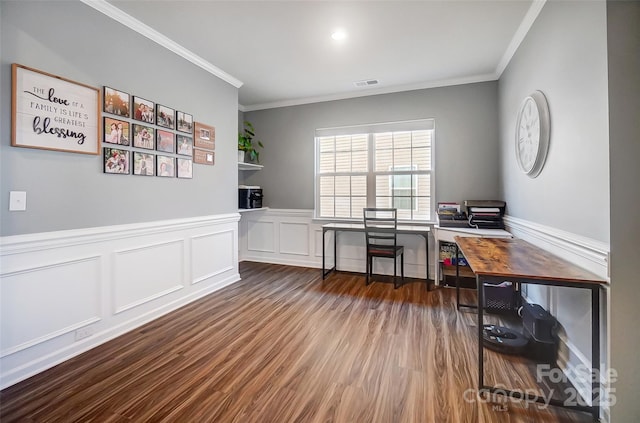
[314,119,435,223]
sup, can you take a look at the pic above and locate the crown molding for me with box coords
[79,0,243,88]
[240,72,498,112]
[495,0,547,77]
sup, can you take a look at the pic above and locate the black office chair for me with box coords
[363,208,405,289]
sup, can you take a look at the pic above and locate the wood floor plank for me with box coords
[1,262,592,423]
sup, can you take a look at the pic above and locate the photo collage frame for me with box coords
[102,86,194,178]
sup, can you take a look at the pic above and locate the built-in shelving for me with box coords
[238,162,263,171]
[440,264,476,278]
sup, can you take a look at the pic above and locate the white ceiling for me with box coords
[104,0,540,111]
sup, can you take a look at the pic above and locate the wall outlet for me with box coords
[75,326,94,341]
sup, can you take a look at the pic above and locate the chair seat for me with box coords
[363,208,405,289]
[368,245,404,257]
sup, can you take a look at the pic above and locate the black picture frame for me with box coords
[133,96,155,124]
[176,135,193,156]
[103,86,130,118]
[103,147,130,174]
[177,158,193,179]
[133,152,155,176]
[132,124,155,150]
[156,104,175,129]
[176,111,193,133]
[156,155,175,177]
[156,130,175,153]
[103,117,130,146]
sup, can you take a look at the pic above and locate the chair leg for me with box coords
[394,255,398,289]
[401,253,405,283]
[365,253,370,285]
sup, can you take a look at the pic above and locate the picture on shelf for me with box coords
[156,104,175,129]
[103,148,129,174]
[177,158,193,179]
[103,86,130,117]
[133,96,154,124]
[176,135,193,156]
[132,124,154,150]
[156,130,175,153]
[176,110,193,133]
[156,155,175,177]
[103,117,130,146]
[133,152,154,176]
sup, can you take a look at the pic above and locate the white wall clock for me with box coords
[515,90,550,178]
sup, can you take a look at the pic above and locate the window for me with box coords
[315,119,434,222]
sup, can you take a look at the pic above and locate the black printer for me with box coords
[239,185,263,209]
[464,200,506,229]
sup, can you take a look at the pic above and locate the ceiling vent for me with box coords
[354,79,379,88]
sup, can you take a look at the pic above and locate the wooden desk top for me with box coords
[454,237,607,285]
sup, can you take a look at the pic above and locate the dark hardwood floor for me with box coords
[1,262,590,422]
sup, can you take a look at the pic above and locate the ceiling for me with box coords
[104,0,540,111]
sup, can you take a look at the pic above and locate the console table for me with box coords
[322,223,431,290]
[455,236,607,421]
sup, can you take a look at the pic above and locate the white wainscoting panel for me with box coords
[247,220,275,253]
[191,230,235,284]
[239,209,433,278]
[113,240,185,314]
[1,256,101,357]
[0,214,240,389]
[279,222,309,256]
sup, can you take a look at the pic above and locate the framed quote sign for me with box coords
[12,63,101,155]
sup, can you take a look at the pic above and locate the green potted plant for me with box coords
[238,120,264,163]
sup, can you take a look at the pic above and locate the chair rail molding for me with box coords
[503,215,609,280]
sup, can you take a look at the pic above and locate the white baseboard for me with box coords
[0,214,240,389]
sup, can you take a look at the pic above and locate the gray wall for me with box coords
[607,1,640,421]
[0,1,239,236]
[245,81,500,212]
[498,0,609,243]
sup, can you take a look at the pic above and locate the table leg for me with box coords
[592,286,601,421]
[425,233,431,291]
[456,244,461,309]
[334,229,337,273]
[477,274,485,390]
[322,228,326,279]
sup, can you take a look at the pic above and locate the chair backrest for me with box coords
[363,208,398,249]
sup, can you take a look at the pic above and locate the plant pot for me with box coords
[237,150,245,162]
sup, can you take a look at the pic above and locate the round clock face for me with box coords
[515,91,550,178]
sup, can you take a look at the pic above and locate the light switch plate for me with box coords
[9,191,27,211]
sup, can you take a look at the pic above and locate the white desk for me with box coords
[322,223,431,290]
[432,225,512,286]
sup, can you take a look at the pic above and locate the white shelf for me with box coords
[238,207,269,213]
[238,162,263,171]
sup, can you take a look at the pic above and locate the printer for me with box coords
[465,200,506,229]
[239,185,263,209]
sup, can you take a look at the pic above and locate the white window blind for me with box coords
[315,119,434,221]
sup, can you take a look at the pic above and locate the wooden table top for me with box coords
[454,237,607,285]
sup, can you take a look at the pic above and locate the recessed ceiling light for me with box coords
[331,30,347,41]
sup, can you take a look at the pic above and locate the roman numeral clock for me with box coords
[515,90,550,178]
